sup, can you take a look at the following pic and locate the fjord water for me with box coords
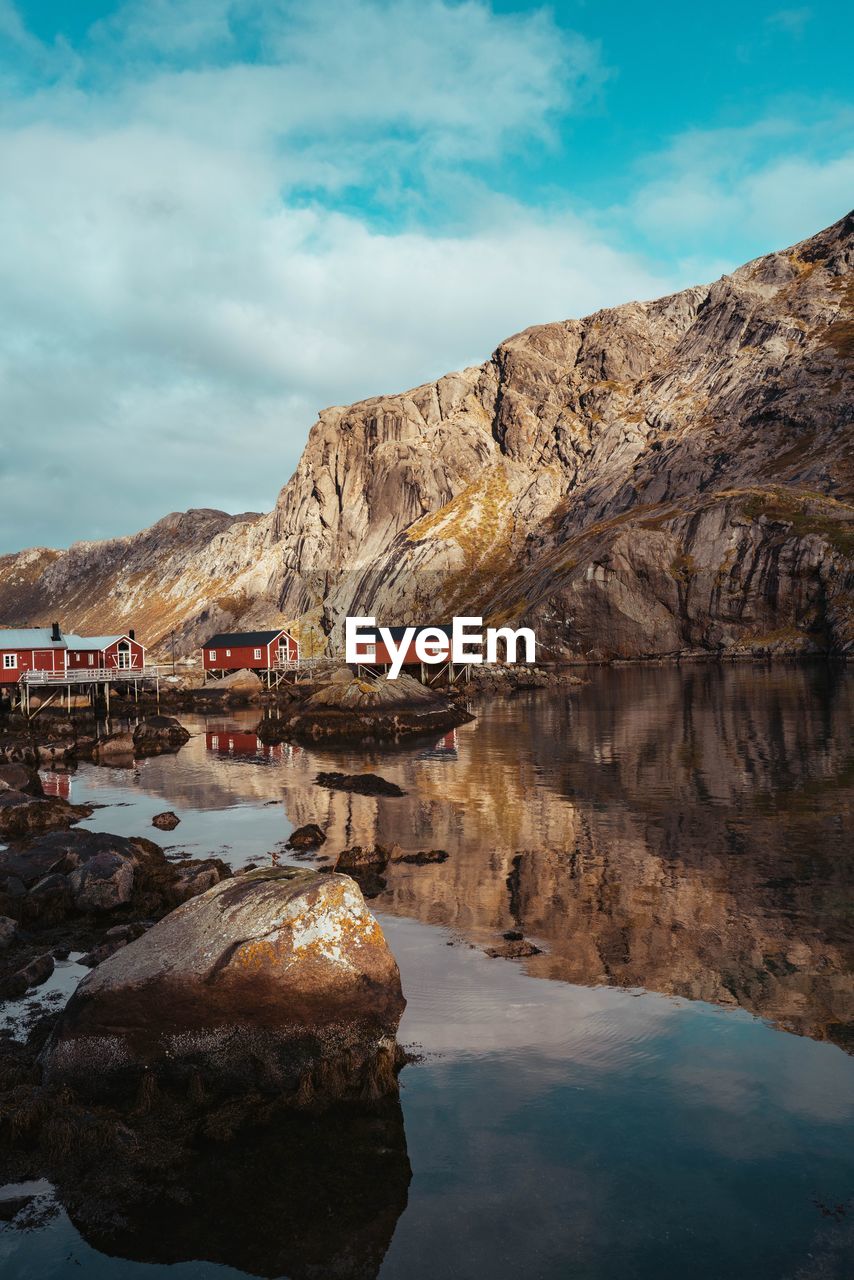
[3,665,853,1279]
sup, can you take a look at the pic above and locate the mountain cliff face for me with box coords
[1,213,852,658]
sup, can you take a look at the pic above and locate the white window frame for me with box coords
[225,648,231,657]
[253,648,262,660]
[3,653,17,670]
[209,650,216,661]
[88,653,94,666]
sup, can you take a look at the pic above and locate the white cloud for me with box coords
[0,0,656,553]
[629,111,854,260]
[0,112,672,550]
[1,2,850,554]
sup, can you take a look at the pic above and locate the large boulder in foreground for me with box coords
[41,868,405,1107]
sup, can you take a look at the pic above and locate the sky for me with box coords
[1,0,852,553]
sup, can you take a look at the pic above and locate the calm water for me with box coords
[2,665,853,1279]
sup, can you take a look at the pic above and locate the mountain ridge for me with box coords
[2,212,852,659]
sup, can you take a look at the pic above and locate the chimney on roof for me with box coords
[129,629,135,641]
[51,621,61,642]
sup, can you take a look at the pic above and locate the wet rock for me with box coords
[486,937,542,959]
[335,845,390,870]
[0,915,18,949]
[93,732,135,763]
[152,811,180,831]
[41,867,406,1107]
[287,822,327,851]
[21,873,73,926]
[69,851,136,913]
[3,951,54,998]
[172,862,223,903]
[391,848,450,865]
[0,790,91,840]
[0,762,43,796]
[132,717,190,757]
[316,771,406,797]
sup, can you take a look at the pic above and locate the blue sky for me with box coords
[1,0,852,551]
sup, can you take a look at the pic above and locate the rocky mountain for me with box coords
[1,212,852,659]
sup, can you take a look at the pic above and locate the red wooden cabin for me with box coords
[0,625,67,685]
[365,624,454,668]
[0,623,146,686]
[65,631,146,671]
[202,629,299,677]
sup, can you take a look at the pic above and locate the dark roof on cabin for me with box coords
[203,630,291,648]
[383,625,453,641]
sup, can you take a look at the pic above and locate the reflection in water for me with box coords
[281,664,854,1048]
[65,665,854,1044]
[12,664,851,1280]
[62,1102,411,1280]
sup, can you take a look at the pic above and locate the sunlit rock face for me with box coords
[1,213,851,657]
[41,867,406,1105]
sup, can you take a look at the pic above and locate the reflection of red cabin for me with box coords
[0,626,67,685]
[65,631,146,671]
[202,630,299,676]
[40,771,72,800]
[205,727,284,761]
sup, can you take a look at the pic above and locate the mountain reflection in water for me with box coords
[73,664,853,1046]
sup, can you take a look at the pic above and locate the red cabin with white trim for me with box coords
[0,626,67,685]
[65,632,146,672]
[364,624,454,668]
[202,629,299,675]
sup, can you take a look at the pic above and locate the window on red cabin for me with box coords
[88,654,94,666]
[3,654,17,670]
[254,648,262,660]
[209,651,216,661]
[225,649,231,657]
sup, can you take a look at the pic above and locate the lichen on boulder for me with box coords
[40,867,406,1108]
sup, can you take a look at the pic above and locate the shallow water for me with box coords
[2,664,853,1278]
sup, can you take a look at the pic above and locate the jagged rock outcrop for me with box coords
[1,214,851,659]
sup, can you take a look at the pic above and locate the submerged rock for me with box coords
[41,867,406,1107]
[335,845,390,870]
[287,822,327,850]
[316,771,406,797]
[391,848,450,865]
[152,811,180,831]
[486,937,542,960]
[132,717,191,757]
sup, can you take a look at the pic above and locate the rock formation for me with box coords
[1,213,851,659]
[258,672,473,744]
